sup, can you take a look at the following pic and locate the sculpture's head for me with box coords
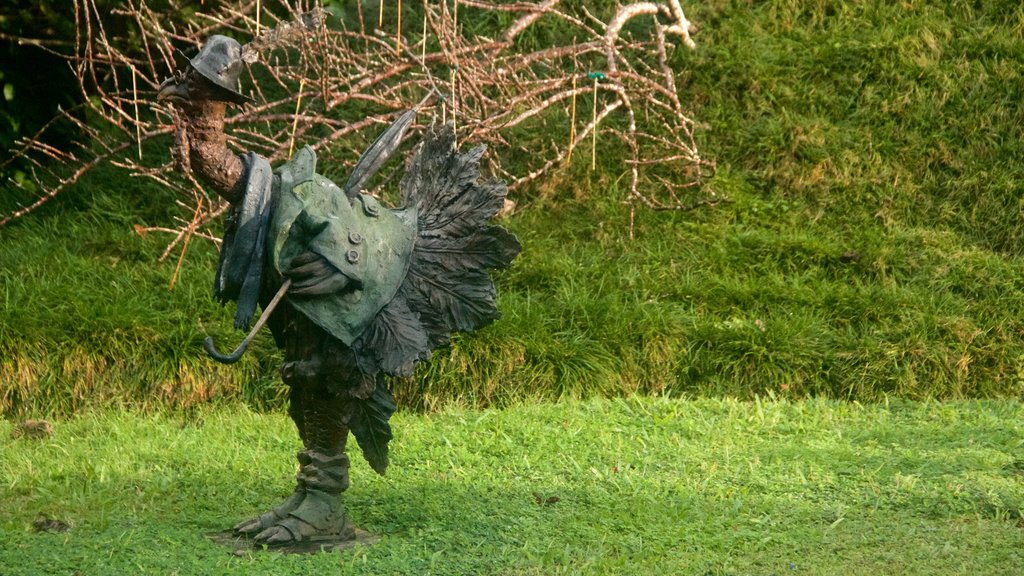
[157,35,252,105]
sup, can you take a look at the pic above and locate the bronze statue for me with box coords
[157,35,520,548]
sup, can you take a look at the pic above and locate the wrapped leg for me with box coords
[254,362,357,545]
[255,450,354,545]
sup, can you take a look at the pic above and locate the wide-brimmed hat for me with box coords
[183,35,252,104]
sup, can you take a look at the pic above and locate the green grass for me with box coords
[0,173,287,415]
[4,0,1024,414]
[3,4,1021,573]
[2,397,1022,574]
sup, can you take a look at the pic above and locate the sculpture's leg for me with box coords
[253,360,357,545]
[232,388,311,535]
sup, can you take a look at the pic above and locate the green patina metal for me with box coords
[161,30,521,549]
[270,147,417,345]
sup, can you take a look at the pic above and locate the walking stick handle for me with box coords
[205,279,292,364]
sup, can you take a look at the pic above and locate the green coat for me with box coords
[269,147,417,345]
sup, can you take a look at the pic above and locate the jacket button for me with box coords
[346,250,360,264]
[348,231,363,245]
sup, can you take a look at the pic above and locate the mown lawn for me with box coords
[2,397,1022,575]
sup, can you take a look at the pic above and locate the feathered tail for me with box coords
[352,123,521,378]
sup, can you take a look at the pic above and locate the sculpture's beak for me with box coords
[157,76,190,103]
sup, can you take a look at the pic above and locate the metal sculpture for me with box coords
[158,34,520,548]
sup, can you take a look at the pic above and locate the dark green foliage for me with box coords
[0,1,195,182]
[688,0,1024,254]
[0,1,85,166]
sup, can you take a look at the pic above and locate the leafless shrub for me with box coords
[1,0,715,250]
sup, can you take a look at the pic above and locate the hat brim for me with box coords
[173,48,254,105]
[194,68,254,105]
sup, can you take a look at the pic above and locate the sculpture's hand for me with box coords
[284,251,352,297]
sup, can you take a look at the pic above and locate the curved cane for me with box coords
[204,279,292,364]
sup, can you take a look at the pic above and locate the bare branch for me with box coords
[3,0,715,243]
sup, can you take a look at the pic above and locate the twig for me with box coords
[169,194,204,290]
[289,79,306,158]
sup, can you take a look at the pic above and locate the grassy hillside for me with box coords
[3,1,1024,415]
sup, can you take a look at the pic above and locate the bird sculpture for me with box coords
[157,35,520,547]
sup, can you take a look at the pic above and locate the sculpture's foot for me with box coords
[254,488,354,546]
[234,451,314,535]
[233,488,305,535]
